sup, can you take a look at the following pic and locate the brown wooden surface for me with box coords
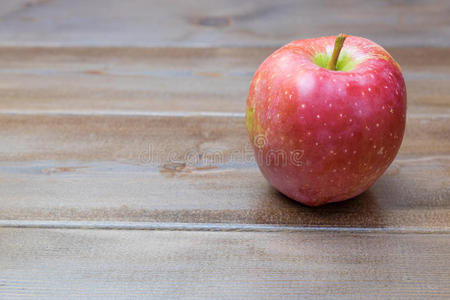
[1,228,450,299]
[0,0,449,298]
[0,47,448,115]
[0,0,449,47]
[0,115,448,228]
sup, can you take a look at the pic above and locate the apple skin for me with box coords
[246,35,406,206]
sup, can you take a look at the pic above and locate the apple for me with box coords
[246,34,406,206]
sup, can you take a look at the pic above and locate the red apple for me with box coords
[246,34,407,206]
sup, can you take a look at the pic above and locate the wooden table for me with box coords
[0,1,449,298]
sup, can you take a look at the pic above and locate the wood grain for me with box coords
[0,114,448,228]
[0,0,449,47]
[0,228,449,299]
[0,47,448,115]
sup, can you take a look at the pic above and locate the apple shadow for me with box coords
[252,156,449,228]
[256,186,384,228]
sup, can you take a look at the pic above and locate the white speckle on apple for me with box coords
[301,104,305,108]
[329,103,332,107]
[376,123,379,127]
[316,114,320,119]
[346,83,350,87]
[368,87,372,92]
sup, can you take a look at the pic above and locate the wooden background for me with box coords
[0,0,449,298]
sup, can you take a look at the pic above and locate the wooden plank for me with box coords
[0,157,448,228]
[0,0,449,47]
[0,47,448,115]
[0,114,448,228]
[0,114,447,161]
[0,228,449,299]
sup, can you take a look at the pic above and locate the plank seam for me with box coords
[0,110,448,119]
[0,220,448,234]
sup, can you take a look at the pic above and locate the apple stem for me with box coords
[326,33,347,71]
